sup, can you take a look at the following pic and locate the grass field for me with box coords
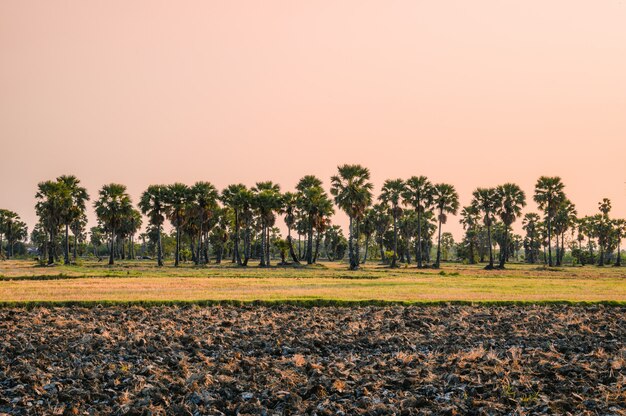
[1,259,625,304]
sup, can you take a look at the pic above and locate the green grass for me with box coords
[1,259,625,305]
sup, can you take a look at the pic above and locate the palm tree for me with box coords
[360,208,376,264]
[164,183,191,267]
[494,183,526,268]
[402,176,434,268]
[553,199,577,266]
[57,175,89,265]
[432,183,459,268]
[69,213,87,260]
[94,183,133,265]
[36,180,70,264]
[522,213,541,264]
[189,182,219,265]
[330,164,373,270]
[533,176,565,267]
[614,219,625,267]
[471,187,497,269]
[281,192,300,264]
[459,205,481,264]
[379,179,405,268]
[296,175,333,265]
[252,181,283,267]
[0,210,27,258]
[368,203,391,264]
[139,185,168,266]
[221,184,252,266]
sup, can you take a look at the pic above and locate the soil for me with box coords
[1,305,625,415]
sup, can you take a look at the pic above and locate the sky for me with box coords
[1,1,625,240]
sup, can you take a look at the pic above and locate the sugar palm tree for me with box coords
[402,176,434,268]
[164,183,191,267]
[330,164,373,270]
[221,184,252,266]
[139,185,168,266]
[459,205,481,264]
[494,183,526,268]
[553,199,577,266]
[613,219,625,267]
[533,176,565,267]
[36,180,70,264]
[94,183,133,265]
[472,187,497,269]
[522,213,541,264]
[379,179,406,268]
[57,175,89,265]
[189,182,219,265]
[296,175,333,265]
[0,210,27,258]
[368,203,391,264]
[252,181,283,267]
[432,183,459,268]
[281,192,300,264]
[70,213,88,260]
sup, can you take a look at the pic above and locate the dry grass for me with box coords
[0,259,625,304]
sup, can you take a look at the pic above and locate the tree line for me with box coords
[1,166,624,269]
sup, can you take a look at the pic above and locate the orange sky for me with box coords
[1,1,625,239]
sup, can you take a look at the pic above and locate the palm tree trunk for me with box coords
[391,213,398,268]
[307,215,314,265]
[487,222,494,269]
[109,230,115,265]
[175,222,180,267]
[287,226,299,264]
[64,224,70,265]
[547,217,553,266]
[435,211,443,268]
[499,227,508,268]
[362,235,370,264]
[260,222,267,267]
[616,239,622,266]
[354,219,360,269]
[157,225,163,266]
[348,216,355,270]
[73,234,78,261]
[234,211,242,265]
[417,209,423,268]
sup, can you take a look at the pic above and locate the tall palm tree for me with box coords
[379,179,405,268]
[252,181,283,267]
[402,176,433,268]
[70,213,88,260]
[36,180,70,264]
[368,203,391,264]
[94,183,133,265]
[472,187,497,269]
[459,205,481,264]
[139,185,168,266]
[57,175,89,265]
[522,213,541,264]
[553,199,577,266]
[533,176,565,267]
[164,183,191,267]
[221,184,252,266]
[330,164,373,270]
[0,210,27,258]
[494,183,526,268]
[296,175,333,265]
[432,183,459,268]
[614,219,625,267]
[281,191,300,264]
[189,182,219,265]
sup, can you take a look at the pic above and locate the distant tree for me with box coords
[35,180,70,264]
[402,176,434,268]
[522,213,541,264]
[164,183,191,267]
[368,203,391,264]
[57,175,89,265]
[494,183,526,268]
[379,179,406,268]
[613,219,625,267]
[440,232,455,261]
[221,184,252,266]
[471,187,497,269]
[459,205,481,264]
[89,226,105,259]
[330,164,373,270]
[0,210,27,258]
[281,192,300,264]
[534,176,566,267]
[93,183,133,265]
[69,213,88,260]
[139,185,168,266]
[252,181,283,267]
[188,182,219,265]
[297,175,334,265]
[432,183,459,268]
[552,199,577,266]
[360,207,377,264]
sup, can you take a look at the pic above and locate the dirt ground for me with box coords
[1,305,625,415]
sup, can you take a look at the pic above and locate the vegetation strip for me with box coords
[2,299,625,309]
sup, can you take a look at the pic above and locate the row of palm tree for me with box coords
[16,170,624,269]
[0,209,28,259]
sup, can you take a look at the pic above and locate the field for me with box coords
[2,260,625,414]
[2,305,625,415]
[1,259,626,305]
